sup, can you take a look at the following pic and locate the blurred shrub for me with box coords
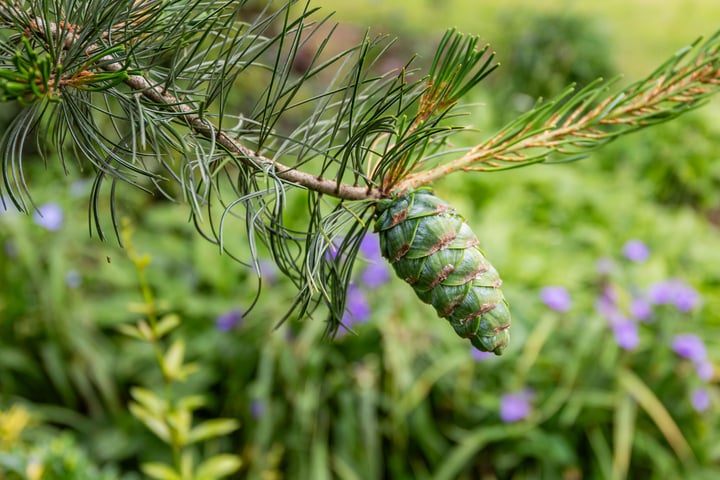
[0,404,121,479]
[2,154,720,478]
[596,111,720,212]
[487,12,616,119]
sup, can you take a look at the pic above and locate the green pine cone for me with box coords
[374,187,510,354]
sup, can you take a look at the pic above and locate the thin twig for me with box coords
[396,49,720,192]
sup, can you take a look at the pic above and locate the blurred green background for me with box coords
[2,1,720,479]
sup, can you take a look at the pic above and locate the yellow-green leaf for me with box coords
[155,314,181,338]
[129,403,171,443]
[166,408,191,444]
[130,387,167,415]
[195,454,242,480]
[187,419,240,445]
[163,340,186,380]
[177,395,206,413]
[141,462,181,480]
[115,323,145,340]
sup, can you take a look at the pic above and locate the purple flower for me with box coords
[648,281,673,305]
[629,297,652,322]
[696,359,714,382]
[673,284,700,312]
[215,309,243,331]
[622,240,649,262]
[250,399,265,419]
[612,320,640,350]
[33,202,64,231]
[471,347,494,362]
[325,237,343,261]
[595,285,621,320]
[671,334,707,362]
[342,284,370,328]
[691,388,711,413]
[361,262,390,287]
[648,279,701,312]
[540,286,572,312]
[359,233,383,260]
[500,390,533,423]
[357,233,391,287]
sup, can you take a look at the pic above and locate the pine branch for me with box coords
[7,6,382,202]
[2,0,720,333]
[396,31,720,192]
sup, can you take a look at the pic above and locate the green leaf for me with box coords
[141,462,182,480]
[617,369,694,463]
[177,395,207,413]
[130,387,167,415]
[187,419,240,445]
[155,314,181,338]
[166,409,192,445]
[115,323,146,340]
[195,454,242,480]
[178,362,200,381]
[181,450,194,479]
[612,394,637,480]
[128,403,171,443]
[163,340,186,381]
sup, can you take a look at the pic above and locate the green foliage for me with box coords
[0,405,121,479]
[2,141,720,478]
[1,2,720,480]
[119,221,242,480]
[597,110,720,211]
[489,12,616,118]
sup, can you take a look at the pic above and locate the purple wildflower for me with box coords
[696,359,714,382]
[540,286,572,312]
[361,262,390,287]
[691,388,711,413]
[595,285,621,321]
[359,233,383,260]
[325,237,343,261]
[673,283,700,312]
[250,399,265,419]
[648,281,673,305]
[648,279,701,312]
[342,284,370,328]
[33,202,64,231]
[671,334,707,362]
[500,390,533,423]
[629,297,652,322]
[215,309,243,331]
[357,233,391,287]
[622,239,649,262]
[612,320,640,350]
[471,347,494,362]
